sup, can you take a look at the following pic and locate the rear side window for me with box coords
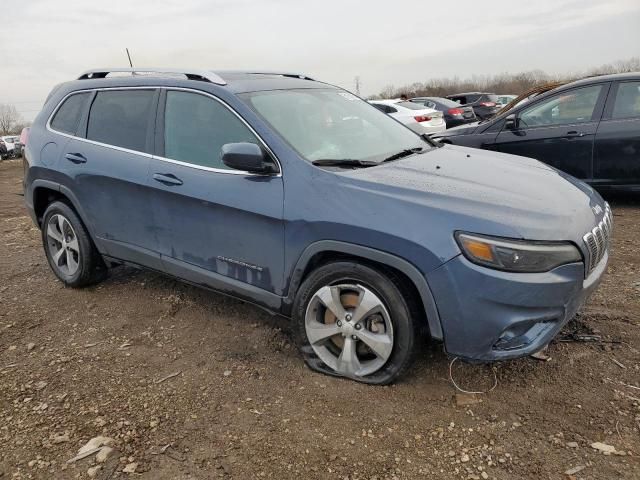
[372,104,397,114]
[87,90,156,152]
[163,90,259,170]
[612,82,640,119]
[50,92,90,135]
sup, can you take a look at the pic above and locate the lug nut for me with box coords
[352,335,357,340]
[355,323,362,330]
[337,320,342,327]
[345,314,352,321]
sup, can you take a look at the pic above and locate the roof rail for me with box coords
[77,68,227,85]
[219,70,315,81]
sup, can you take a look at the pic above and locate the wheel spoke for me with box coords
[57,215,65,236]
[336,337,362,376]
[67,237,79,253]
[315,286,347,319]
[355,329,393,360]
[351,288,383,324]
[66,250,78,273]
[52,247,65,267]
[306,320,342,345]
[46,223,63,243]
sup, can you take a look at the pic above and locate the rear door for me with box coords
[593,80,640,186]
[60,88,162,268]
[147,88,285,303]
[493,83,609,180]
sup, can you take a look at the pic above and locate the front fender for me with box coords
[283,240,443,339]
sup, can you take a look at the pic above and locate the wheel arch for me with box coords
[31,180,97,240]
[284,240,443,340]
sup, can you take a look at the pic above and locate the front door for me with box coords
[147,89,285,306]
[493,84,609,180]
[593,80,640,186]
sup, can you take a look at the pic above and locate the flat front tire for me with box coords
[293,262,419,385]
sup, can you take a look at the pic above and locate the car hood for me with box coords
[340,145,605,250]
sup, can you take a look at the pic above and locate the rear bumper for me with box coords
[427,253,607,361]
[446,116,476,128]
[410,122,446,135]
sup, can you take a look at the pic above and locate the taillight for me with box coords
[480,102,496,107]
[414,115,432,122]
[448,108,464,115]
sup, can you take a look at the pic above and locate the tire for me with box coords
[41,201,107,287]
[293,261,420,385]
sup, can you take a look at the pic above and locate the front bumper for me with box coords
[427,252,608,361]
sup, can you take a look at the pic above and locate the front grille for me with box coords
[583,204,613,275]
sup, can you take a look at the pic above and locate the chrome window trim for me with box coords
[46,86,282,177]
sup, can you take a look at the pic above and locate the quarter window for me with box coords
[612,82,640,119]
[87,90,156,152]
[163,91,259,170]
[519,85,603,128]
[50,92,90,135]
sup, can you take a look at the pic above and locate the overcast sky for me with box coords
[1,0,639,121]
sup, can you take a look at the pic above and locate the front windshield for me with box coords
[241,89,430,164]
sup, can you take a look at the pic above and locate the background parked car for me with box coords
[14,127,30,158]
[496,94,517,107]
[369,99,446,134]
[432,72,640,191]
[0,139,7,160]
[445,92,500,119]
[1,136,19,158]
[409,96,477,128]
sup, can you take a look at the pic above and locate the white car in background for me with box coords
[496,95,517,107]
[369,99,446,134]
[1,136,19,154]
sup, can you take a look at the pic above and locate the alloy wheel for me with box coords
[304,283,394,377]
[46,214,80,276]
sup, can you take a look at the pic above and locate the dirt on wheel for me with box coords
[1,158,639,479]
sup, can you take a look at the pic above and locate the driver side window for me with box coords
[519,85,603,128]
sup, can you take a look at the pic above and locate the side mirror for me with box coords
[221,142,275,174]
[504,114,518,129]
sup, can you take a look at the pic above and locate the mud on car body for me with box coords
[24,68,610,384]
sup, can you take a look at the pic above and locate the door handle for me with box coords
[564,131,585,138]
[65,153,87,164]
[153,173,183,186]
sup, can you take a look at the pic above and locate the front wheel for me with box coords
[293,262,419,385]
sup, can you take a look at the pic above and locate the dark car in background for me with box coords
[409,96,477,128]
[432,72,640,191]
[446,92,500,120]
[0,139,7,160]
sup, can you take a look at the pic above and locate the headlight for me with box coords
[455,232,582,273]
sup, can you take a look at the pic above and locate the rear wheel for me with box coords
[42,201,106,287]
[294,262,419,384]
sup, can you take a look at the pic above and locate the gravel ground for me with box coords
[1,158,639,479]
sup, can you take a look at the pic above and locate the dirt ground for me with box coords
[1,158,639,480]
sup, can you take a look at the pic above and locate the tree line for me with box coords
[0,104,30,136]
[370,57,640,99]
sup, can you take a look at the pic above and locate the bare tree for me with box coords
[0,104,22,135]
[369,56,640,100]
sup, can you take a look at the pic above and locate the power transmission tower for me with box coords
[354,76,361,96]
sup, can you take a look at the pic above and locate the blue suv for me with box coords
[24,68,611,384]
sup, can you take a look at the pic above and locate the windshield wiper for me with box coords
[311,158,378,168]
[382,147,424,163]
